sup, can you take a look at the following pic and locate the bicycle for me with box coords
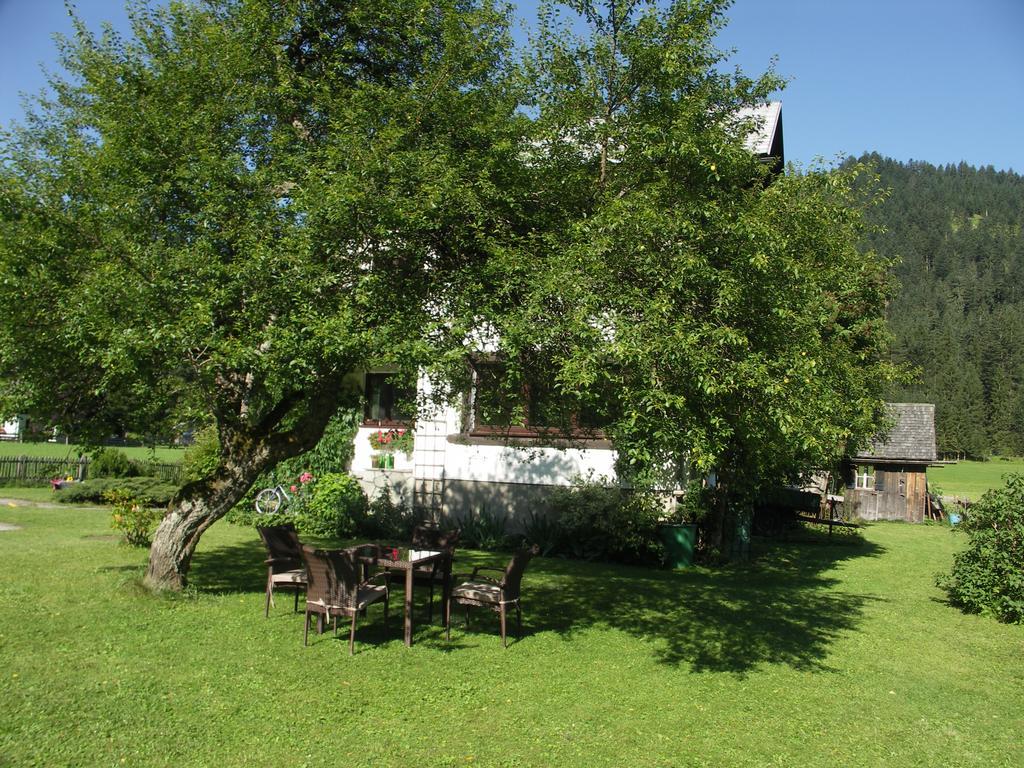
[254,484,294,515]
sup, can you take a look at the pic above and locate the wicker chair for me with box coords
[300,545,389,655]
[411,525,460,624]
[446,545,538,647]
[257,523,307,617]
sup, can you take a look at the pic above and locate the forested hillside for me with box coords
[855,154,1024,457]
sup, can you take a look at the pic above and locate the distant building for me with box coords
[844,403,937,522]
[0,416,26,441]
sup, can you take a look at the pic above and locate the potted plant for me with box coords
[369,428,414,469]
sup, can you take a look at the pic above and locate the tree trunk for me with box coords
[144,376,347,591]
[144,456,266,591]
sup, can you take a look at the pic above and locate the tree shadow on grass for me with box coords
[189,527,885,673]
[522,532,886,674]
[189,539,267,594]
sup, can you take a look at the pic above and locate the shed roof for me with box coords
[853,403,937,464]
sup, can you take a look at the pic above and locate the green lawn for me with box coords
[0,441,184,462]
[928,456,1024,501]
[0,486,64,504]
[0,508,1020,767]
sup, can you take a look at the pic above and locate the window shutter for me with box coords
[874,470,886,491]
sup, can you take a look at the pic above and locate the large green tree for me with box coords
[0,0,522,589]
[1,0,899,585]
[491,0,899,548]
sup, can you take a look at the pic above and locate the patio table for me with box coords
[360,547,446,646]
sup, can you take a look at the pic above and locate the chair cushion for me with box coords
[356,584,387,609]
[451,580,501,604]
[271,569,307,585]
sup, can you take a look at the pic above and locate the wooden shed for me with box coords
[844,403,937,522]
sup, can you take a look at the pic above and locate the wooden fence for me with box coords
[0,456,181,485]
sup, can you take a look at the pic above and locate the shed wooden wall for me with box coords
[848,465,928,522]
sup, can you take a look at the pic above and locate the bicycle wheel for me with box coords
[255,487,284,515]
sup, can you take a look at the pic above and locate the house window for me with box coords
[363,373,414,426]
[470,359,613,438]
[855,465,875,490]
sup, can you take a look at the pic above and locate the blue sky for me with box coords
[2,1,1022,172]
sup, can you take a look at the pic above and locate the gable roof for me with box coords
[853,403,937,464]
[737,101,784,161]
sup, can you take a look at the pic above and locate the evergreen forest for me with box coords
[856,154,1024,458]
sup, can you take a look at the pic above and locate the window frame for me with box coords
[467,358,610,440]
[362,372,415,428]
[854,464,875,490]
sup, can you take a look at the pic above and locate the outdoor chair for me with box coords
[300,545,389,655]
[410,525,460,624]
[257,523,307,617]
[446,545,539,647]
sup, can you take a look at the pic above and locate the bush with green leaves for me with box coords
[106,488,162,547]
[358,489,417,541]
[457,507,509,551]
[88,447,139,479]
[519,509,563,557]
[180,425,220,485]
[230,407,360,518]
[547,478,664,565]
[937,473,1024,623]
[56,477,178,506]
[303,473,367,538]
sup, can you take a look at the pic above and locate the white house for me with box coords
[350,103,785,527]
[0,416,25,441]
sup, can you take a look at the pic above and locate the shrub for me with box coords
[303,473,367,538]
[547,478,664,565]
[359,489,417,541]
[520,509,563,557]
[106,488,162,547]
[89,447,138,479]
[180,425,220,484]
[457,507,509,551]
[937,473,1024,623]
[230,407,360,517]
[56,477,178,506]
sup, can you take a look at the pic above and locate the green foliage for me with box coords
[367,428,414,456]
[546,478,664,565]
[482,2,901,513]
[303,473,367,538]
[279,410,360,481]
[233,407,360,515]
[937,473,1024,623]
[0,0,523,587]
[88,447,139,479]
[519,509,564,557]
[55,477,178,507]
[456,507,509,551]
[105,488,161,547]
[180,426,220,485]
[674,480,714,523]
[359,489,417,541]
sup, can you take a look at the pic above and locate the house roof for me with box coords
[853,403,937,464]
[737,101,783,158]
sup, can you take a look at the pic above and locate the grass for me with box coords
[928,456,1024,501]
[0,486,64,504]
[1,508,1021,767]
[0,441,184,462]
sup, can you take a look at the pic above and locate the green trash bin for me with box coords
[660,523,697,568]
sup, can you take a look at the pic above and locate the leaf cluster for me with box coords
[937,473,1024,623]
